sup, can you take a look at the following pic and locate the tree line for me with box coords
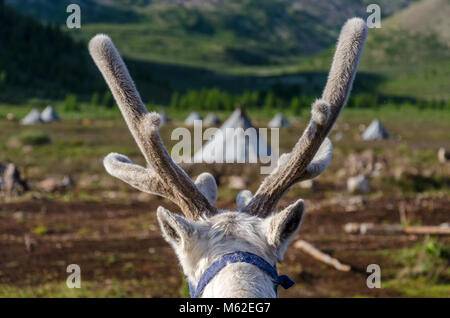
[81,87,448,113]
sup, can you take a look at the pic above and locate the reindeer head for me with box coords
[89,17,367,298]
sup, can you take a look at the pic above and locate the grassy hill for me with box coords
[7,0,416,71]
[0,2,100,102]
[298,0,450,100]
[2,0,448,104]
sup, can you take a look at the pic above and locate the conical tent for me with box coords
[184,112,202,126]
[159,111,170,126]
[20,109,41,125]
[268,113,290,128]
[203,113,221,126]
[40,106,60,123]
[193,108,272,164]
[361,119,391,140]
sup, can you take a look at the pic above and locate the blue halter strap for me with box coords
[188,251,295,298]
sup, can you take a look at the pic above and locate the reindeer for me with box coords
[89,18,367,298]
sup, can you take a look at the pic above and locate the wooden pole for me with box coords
[294,240,351,272]
[344,222,450,235]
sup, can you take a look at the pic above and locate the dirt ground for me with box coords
[1,195,448,298]
[0,111,449,297]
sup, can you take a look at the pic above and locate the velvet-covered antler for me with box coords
[89,35,217,220]
[242,18,368,217]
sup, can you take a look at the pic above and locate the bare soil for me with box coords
[1,196,448,297]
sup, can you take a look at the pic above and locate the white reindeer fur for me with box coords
[157,199,304,297]
[90,17,367,298]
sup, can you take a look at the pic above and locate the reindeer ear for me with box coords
[157,206,196,249]
[266,199,305,260]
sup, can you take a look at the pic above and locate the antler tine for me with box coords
[243,18,368,217]
[89,34,217,219]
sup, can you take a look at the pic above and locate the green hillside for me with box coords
[0,2,99,102]
[7,0,416,71]
[301,0,450,100]
[364,0,450,99]
[2,0,448,104]
[0,2,180,104]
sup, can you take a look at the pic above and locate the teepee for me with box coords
[193,107,272,164]
[361,119,390,140]
[159,110,170,126]
[40,106,60,123]
[268,113,290,128]
[21,109,41,125]
[203,113,221,126]
[184,112,202,126]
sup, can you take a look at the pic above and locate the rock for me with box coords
[24,234,35,253]
[6,113,16,121]
[299,179,316,190]
[344,195,366,212]
[393,167,406,180]
[347,175,370,193]
[6,138,22,149]
[345,150,374,176]
[61,175,75,189]
[78,174,100,188]
[336,168,347,179]
[2,163,28,195]
[136,192,151,202]
[438,147,449,163]
[422,169,435,177]
[38,177,60,193]
[345,150,386,177]
[12,211,27,221]
[228,176,249,190]
[22,145,34,153]
[358,124,366,133]
[38,175,74,193]
[333,131,344,142]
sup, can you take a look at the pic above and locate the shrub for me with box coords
[91,91,100,106]
[63,93,79,111]
[12,130,51,146]
[32,225,48,236]
[102,91,114,108]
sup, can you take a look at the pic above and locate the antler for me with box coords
[242,18,368,217]
[89,34,217,219]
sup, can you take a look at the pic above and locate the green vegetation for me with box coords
[10,130,51,146]
[63,94,80,112]
[2,0,448,109]
[32,225,49,235]
[385,238,450,297]
[10,0,413,69]
[0,279,178,298]
[0,3,100,102]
